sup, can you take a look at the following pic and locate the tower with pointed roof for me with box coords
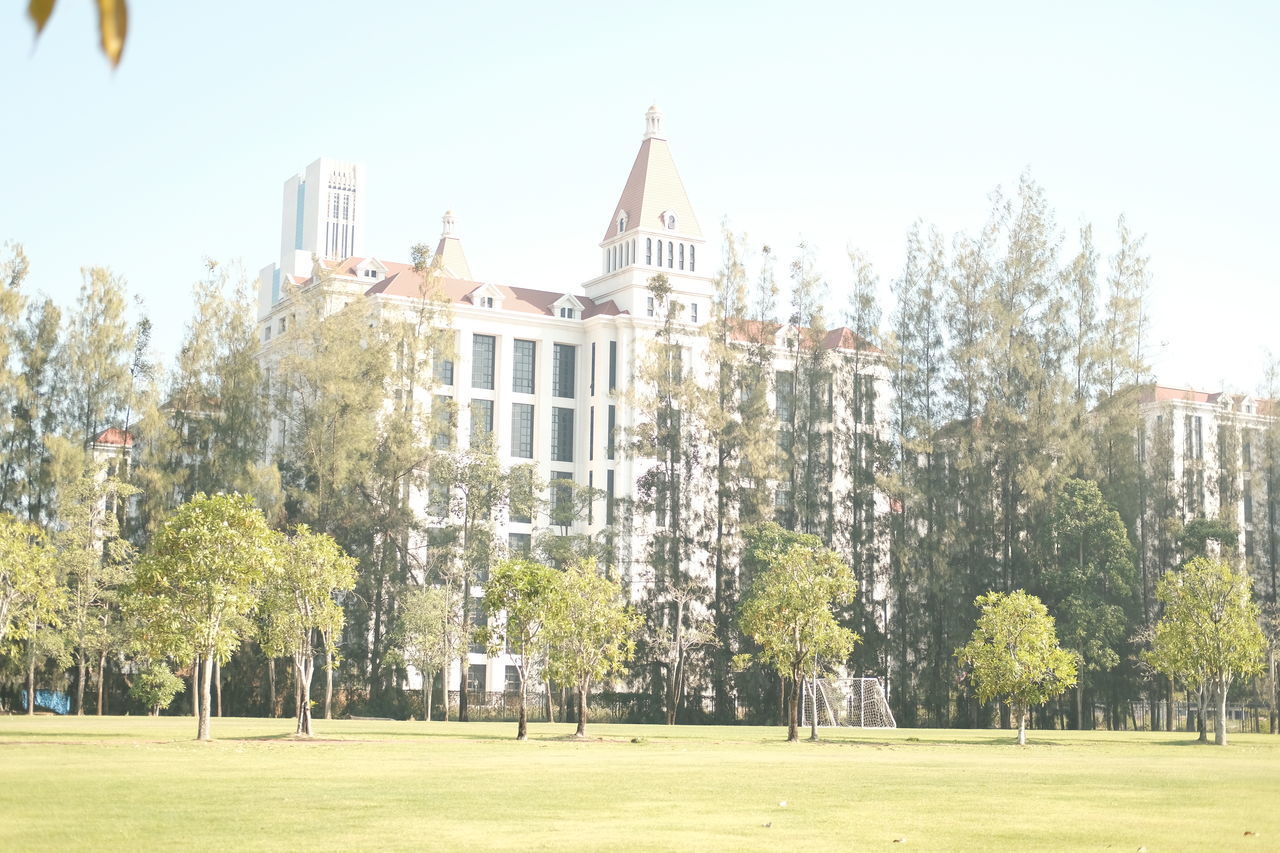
[585,105,712,322]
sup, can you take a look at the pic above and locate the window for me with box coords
[1185,415,1203,460]
[511,403,534,458]
[512,340,536,393]
[606,470,615,525]
[1243,436,1253,468]
[472,334,496,389]
[467,664,487,693]
[264,325,272,342]
[470,603,488,654]
[667,241,674,268]
[590,343,597,396]
[647,296,655,317]
[646,238,652,265]
[552,343,576,398]
[559,306,576,319]
[343,194,350,221]
[589,406,595,460]
[618,214,627,234]
[478,295,494,308]
[551,407,574,462]
[509,532,532,555]
[432,396,454,449]
[278,317,287,334]
[427,478,448,516]
[690,303,698,323]
[656,241,663,267]
[607,404,616,460]
[1246,529,1256,558]
[666,213,676,230]
[505,665,521,693]
[551,471,573,526]
[587,471,594,524]
[510,467,533,524]
[435,355,454,386]
[332,193,339,217]
[776,371,795,422]
[679,244,685,270]
[1245,483,1254,523]
[608,341,617,390]
[689,244,695,271]
[470,399,494,444]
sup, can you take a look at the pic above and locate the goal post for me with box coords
[801,676,896,729]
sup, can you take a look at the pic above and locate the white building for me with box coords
[1140,386,1276,581]
[257,107,891,700]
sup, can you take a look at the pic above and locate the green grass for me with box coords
[1,716,1276,851]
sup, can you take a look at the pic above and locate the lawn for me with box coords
[1,716,1276,851]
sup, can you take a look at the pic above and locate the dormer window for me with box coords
[559,307,576,319]
[617,213,628,234]
[479,296,494,308]
[662,211,677,230]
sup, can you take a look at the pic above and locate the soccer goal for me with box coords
[800,676,896,729]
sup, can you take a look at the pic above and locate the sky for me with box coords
[2,1,1277,393]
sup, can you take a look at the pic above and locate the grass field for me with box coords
[1,716,1277,851]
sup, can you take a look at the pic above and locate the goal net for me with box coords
[800,676,896,729]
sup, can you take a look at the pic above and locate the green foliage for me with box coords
[955,590,1077,743]
[392,585,461,720]
[129,493,276,665]
[259,525,357,661]
[1178,518,1238,560]
[129,661,182,713]
[544,558,640,734]
[1146,558,1264,744]
[0,513,58,648]
[1044,479,1136,676]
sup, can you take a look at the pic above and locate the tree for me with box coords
[392,585,462,722]
[56,474,137,715]
[260,525,357,736]
[0,513,60,705]
[738,523,859,742]
[129,661,183,716]
[544,558,639,738]
[956,590,1077,745]
[1147,558,1265,746]
[129,493,277,740]
[27,0,129,66]
[480,557,559,739]
[1043,479,1137,728]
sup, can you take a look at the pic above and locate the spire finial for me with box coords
[441,210,456,237]
[644,104,665,140]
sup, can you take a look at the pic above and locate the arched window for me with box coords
[657,241,663,266]
[646,238,652,265]
[618,214,626,234]
[690,245,695,272]
[679,244,685,270]
[667,241,674,268]
[666,213,676,230]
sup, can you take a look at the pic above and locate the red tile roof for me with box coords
[90,427,134,448]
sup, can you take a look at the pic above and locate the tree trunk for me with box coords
[1214,678,1228,747]
[787,673,799,742]
[1075,682,1084,730]
[574,684,588,738]
[296,653,313,737]
[1197,686,1208,742]
[75,652,87,715]
[97,649,108,715]
[267,657,276,717]
[25,637,36,716]
[517,675,528,741]
[545,678,554,723]
[190,657,200,717]
[197,655,214,741]
[427,666,437,722]
[1017,706,1027,745]
[458,659,469,723]
[324,651,334,720]
[214,659,222,718]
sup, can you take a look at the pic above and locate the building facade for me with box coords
[256,108,892,700]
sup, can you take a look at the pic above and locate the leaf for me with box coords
[96,0,128,66]
[27,0,56,36]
